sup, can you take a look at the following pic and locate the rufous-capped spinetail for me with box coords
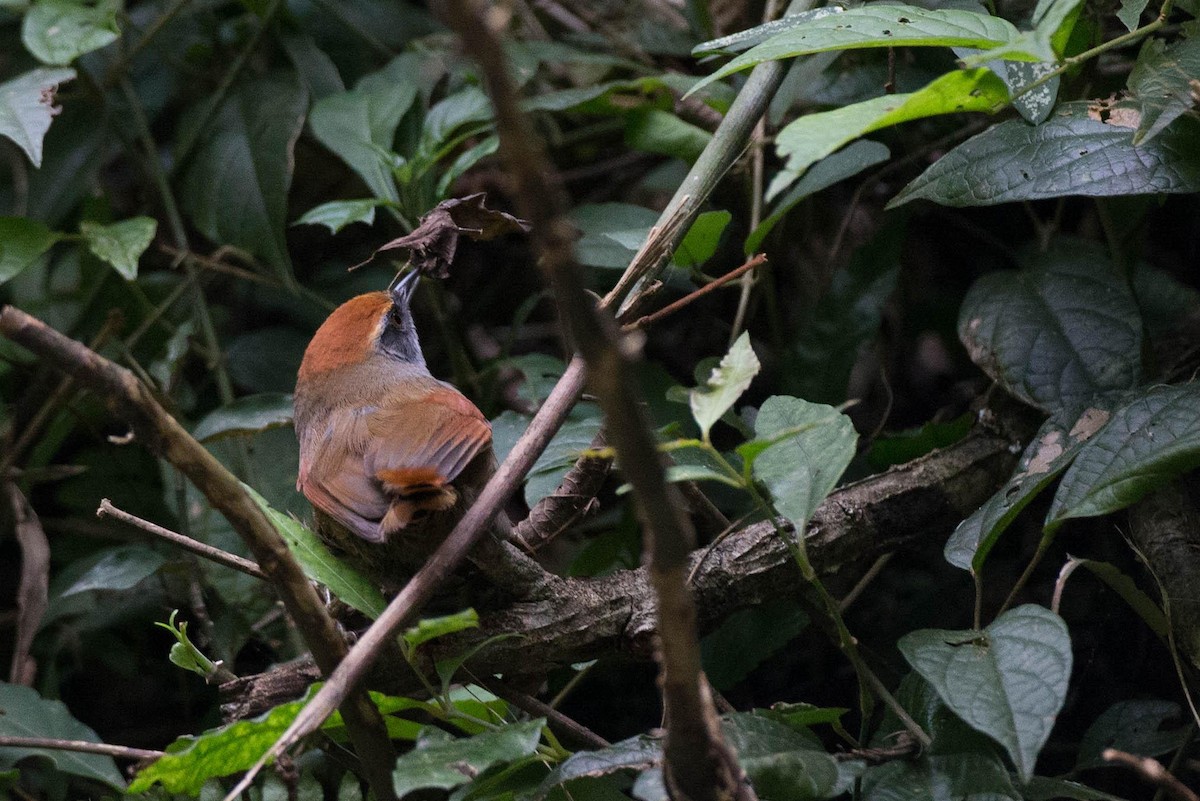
[293,271,493,590]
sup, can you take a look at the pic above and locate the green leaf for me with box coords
[225,327,309,394]
[1076,699,1187,770]
[523,77,668,113]
[243,484,386,619]
[701,601,808,690]
[957,239,1141,413]
[570,203,659,269]
[624,108,712,163]
[436,135,499,196]
[692,6,850,55]
[79,216,157,279]
[180,75,307,285]
[721,713,839,801]
[0,682,124,789]
[1001,60,1060,124]
[1047,384,1200,528]
[60,544,167,596]
[1022,776,1128,801]
[157,612,219,678]
[392,719,544,797]
[0,67,76,166]
[419,86,493,159]
[294,198,383,233]
[403,609,479,650]
[690,5,1022,96]
[751,396,857,532]
[525,415,604,506]
[279,30,344,100]
[1133,262,1200,338]
[898,604,1072,782]
[673,209,730,266]
[503,352,569,407]
[869,414,973,470]
[21,0,119,66]
[130,687,434,793]
[0,216,60,283]
[761,702,851,733]
[945,403,1113,571]
[862,753,1020,801]
[756,140,890,243]
[965,0,1083,65]
[1117,0,1150,31]
[689,332,760,441]
[308,55,420,202]
[192,393,295,442]
[539,733,662,796]
[775,69,1007,182]
[890,102,1200,207]
[633,768,668,801]
[662,462,743,489]
[1127,36,1200,145]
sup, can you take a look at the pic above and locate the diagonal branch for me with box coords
[442,3,755,798]
[0,305,398,801]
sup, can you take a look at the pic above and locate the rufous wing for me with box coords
[367,386,491,536]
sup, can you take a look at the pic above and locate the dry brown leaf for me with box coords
[358,193,530,277]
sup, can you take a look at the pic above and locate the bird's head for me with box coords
[297,271,425,381]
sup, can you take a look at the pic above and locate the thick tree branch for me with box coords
[222,418,1023,717]
[0,306,397,801]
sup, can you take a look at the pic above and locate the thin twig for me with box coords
[627,254,768,331]
[0,736,163,762]
[834,732,920,765]
[97,498,267,580]
[839,553,892,612]
[477,677,610,750]
[1104,749,1200,801]
[158,243,275,286]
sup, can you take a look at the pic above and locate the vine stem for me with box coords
[1002,12,1169,108]
[692,439,932,747]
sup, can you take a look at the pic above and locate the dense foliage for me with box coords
[1,0,1199,799]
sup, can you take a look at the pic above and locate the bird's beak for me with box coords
[390,270,420,307]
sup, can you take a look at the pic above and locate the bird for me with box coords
[293,271,493,591]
